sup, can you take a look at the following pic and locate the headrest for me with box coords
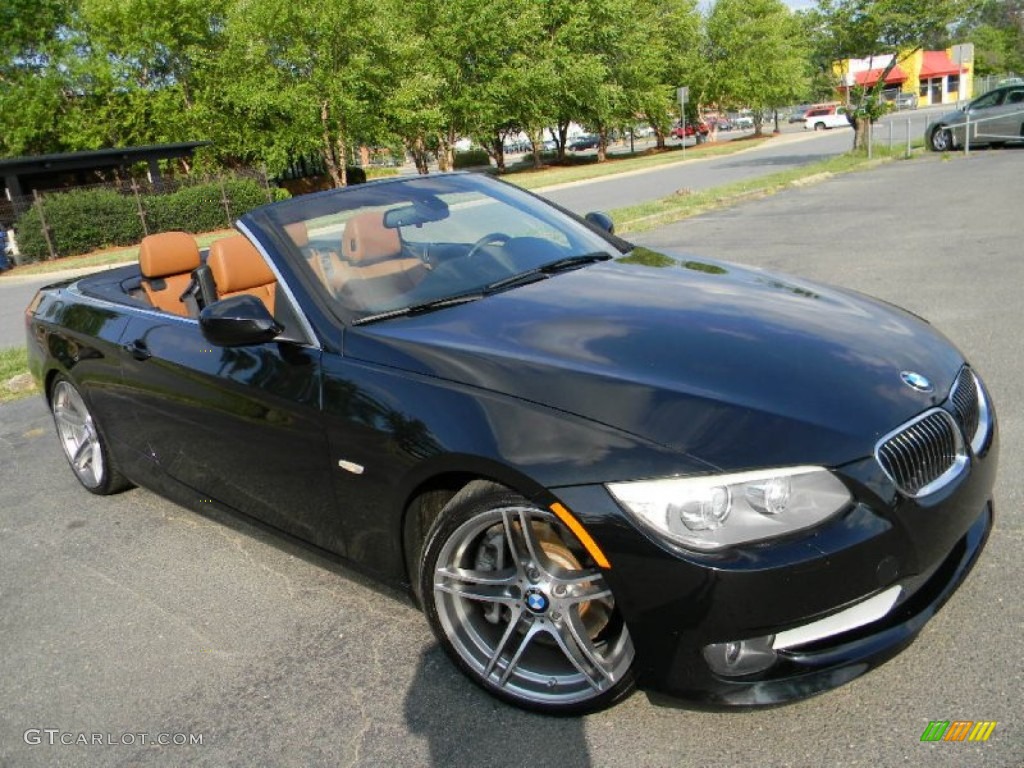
[207,235,276,294]
[284,221,309,248]
[341,212,400,264]
[139,231,200,279]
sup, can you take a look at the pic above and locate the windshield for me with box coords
[256,174,622,322]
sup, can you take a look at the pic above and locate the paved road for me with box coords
[2,150,1020,767]
[542,108,942,214]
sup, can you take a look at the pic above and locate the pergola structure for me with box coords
[0,142,210,202]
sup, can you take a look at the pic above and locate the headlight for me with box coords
[607,466,851,551]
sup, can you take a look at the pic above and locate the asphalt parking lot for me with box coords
[2,151,1021,767]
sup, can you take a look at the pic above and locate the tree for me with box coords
[0,0,79,156]
[814,0,974,149]
[706,0,808,136]
[206,0,392,185]
[954,1,1024,75]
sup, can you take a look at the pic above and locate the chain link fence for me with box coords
[4,168,282,264]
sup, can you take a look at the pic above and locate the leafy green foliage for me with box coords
[453,149,492,169]
[706,0,808,132]
[14,180,274,261]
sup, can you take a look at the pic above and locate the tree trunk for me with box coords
[596,127,608,163]
[483,133,506,173]
[336,129,348,187]
[852,116,872,151]
[406,136,430,175]
[528,128,544,168]
[320,101,343,188]
[436,126,457,172]
[557,120,570,162]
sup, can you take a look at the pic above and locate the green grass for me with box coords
[611,144,923,234]
[10,229,239,276]
[0,347,36,404]
[502,136,771,190]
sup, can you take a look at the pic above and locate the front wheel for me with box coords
[51,376,132,495]
[419,481,635,715]
[930,126,953,152]
[814,122,826,131]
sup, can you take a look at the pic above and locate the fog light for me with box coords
[703,635,777,677]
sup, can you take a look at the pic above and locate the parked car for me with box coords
[670,120,710,139]
[804,105,851,131]
[568,134,600,151]
[889,92,918,110]
[788,109,808,124]
[27,172,997,715]
[927,82,1024,151]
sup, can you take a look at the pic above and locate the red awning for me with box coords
[920,51,961,78]
[853,65,908,87]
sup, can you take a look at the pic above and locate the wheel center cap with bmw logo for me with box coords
[900,370,933,393]
[525,588,549,613]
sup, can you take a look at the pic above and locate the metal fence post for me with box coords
[888,121,893,150]
[867,122,873,159]
[131,179,149,236]
[32,190,57,261]
[906,119,912,158]
[219,179,233,229]
[964,113,971,156]
[260,164,274,204]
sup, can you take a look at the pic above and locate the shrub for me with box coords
[14,178,282,262]
[453,149,491,169]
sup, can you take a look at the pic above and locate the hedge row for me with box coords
[15,179,289,263]
[453,149,491,169]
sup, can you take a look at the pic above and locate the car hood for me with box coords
[344,251,966,471]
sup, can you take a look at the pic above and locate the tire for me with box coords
[50,376,132,495]
[930,126,953,152]
[814,122,826,131]
[419,480,635,715]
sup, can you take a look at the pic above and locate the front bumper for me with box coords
[552,428,997,706]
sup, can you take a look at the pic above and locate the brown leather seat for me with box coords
[330,212,426,306]
[284,221,309,249]
[138,231,201,316]
[207,235,277,315]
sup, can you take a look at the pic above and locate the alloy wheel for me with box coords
[430,503,634,710]
[52,380,105,489]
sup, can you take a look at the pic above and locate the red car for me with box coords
[670,120,710,139]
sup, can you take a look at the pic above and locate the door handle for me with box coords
[124,339,151,361]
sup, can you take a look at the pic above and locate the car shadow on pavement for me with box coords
[403,645,593,767]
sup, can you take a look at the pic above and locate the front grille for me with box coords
[950,366,980,442]
[876,410,965,497]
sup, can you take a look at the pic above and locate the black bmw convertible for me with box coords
[25,172,997,714]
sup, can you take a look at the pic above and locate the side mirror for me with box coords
[200,295,283,347]
[585,211,615,235]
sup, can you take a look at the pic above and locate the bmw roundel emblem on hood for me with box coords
[900,371,934,393]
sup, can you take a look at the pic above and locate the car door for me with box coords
[992,87,1024,140]
[116,296,340,551]
[967,89,1005,142]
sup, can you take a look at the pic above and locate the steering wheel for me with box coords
[466,232,511,260]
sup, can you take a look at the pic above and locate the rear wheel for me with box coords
[930,126,953,152]
[419,481,635,714]
[51,376,131,495]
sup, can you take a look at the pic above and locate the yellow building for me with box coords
[834,46,974,107]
